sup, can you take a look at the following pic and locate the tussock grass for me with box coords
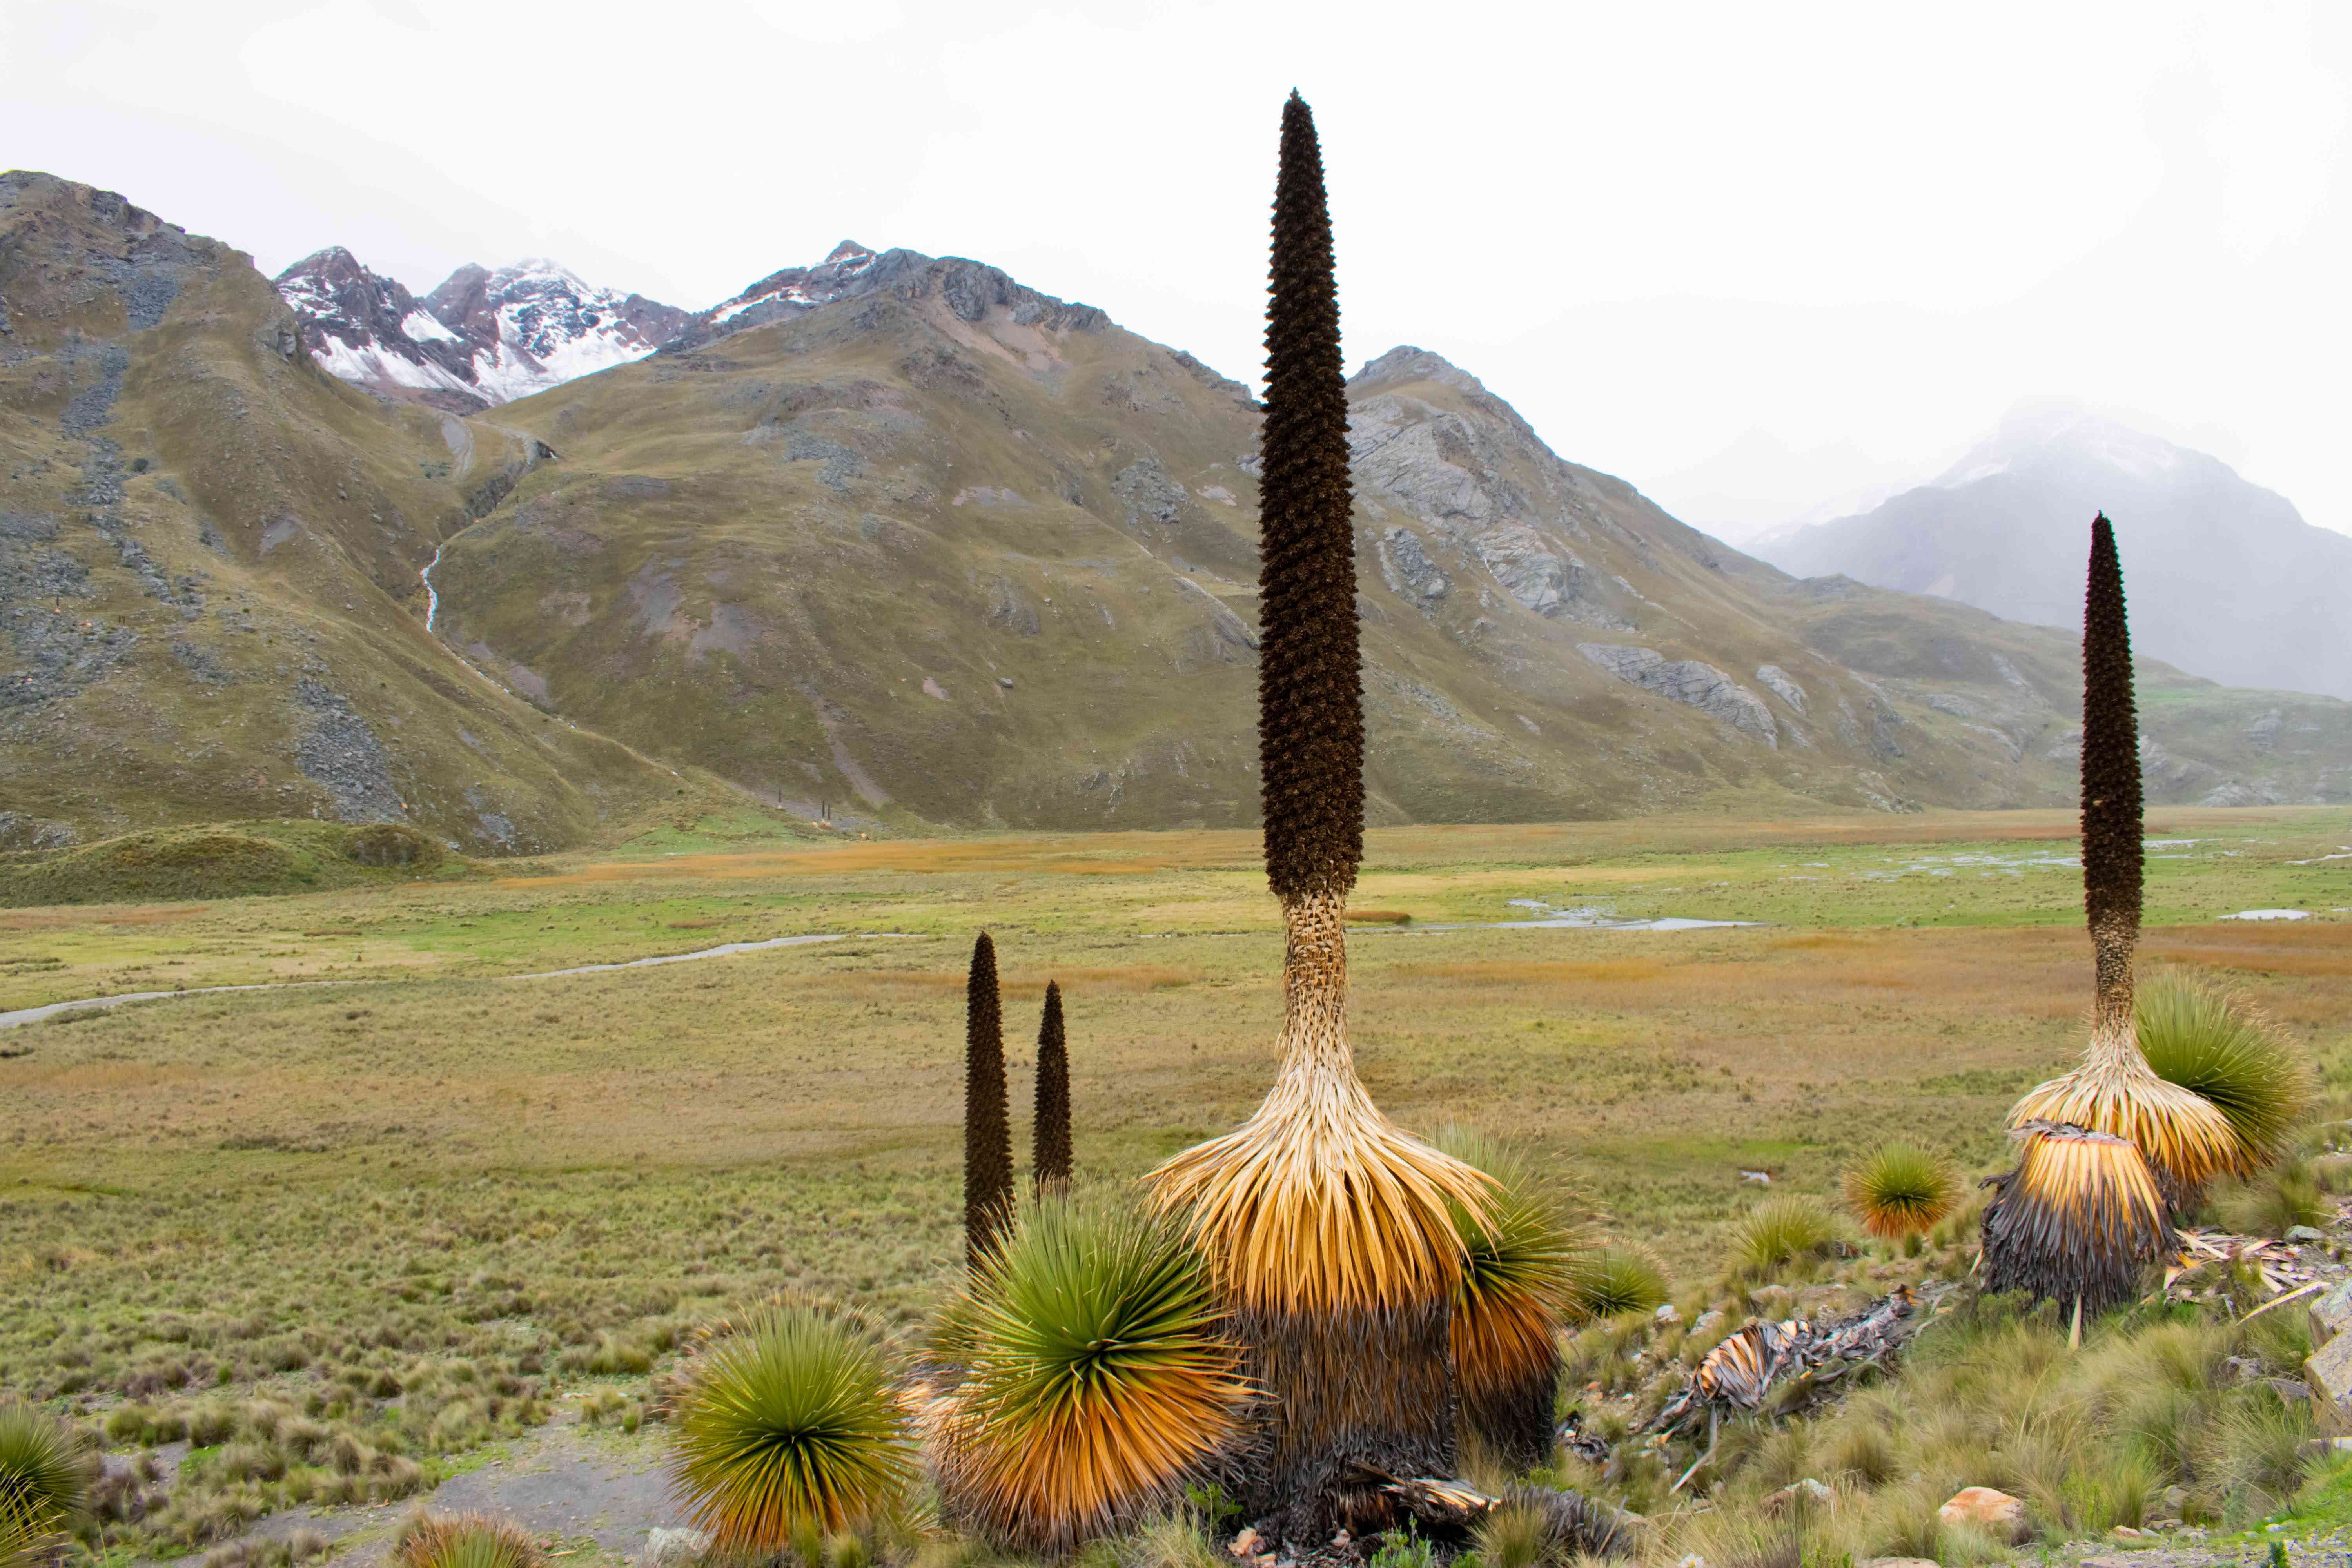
[1699,1295,2326,1551]
[2139,971,2314,1174]
[1566,1247,1668,1322]
[7,812,2350,1558]
[1843,1143,1958,1239]
[393,1511,544,1568]
[936,1191,1244,1553]
[1727,1197,1839,1279]
[668,1299,915,1549]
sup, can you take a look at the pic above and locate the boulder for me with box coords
[2287,1225,2327,1244]
[641,1530,708,1568]
[2305,1330,2352,1434]
[1762,1478,1834,1515]
[2310,1279,2352,1349]
[1936,1486,2026,1541]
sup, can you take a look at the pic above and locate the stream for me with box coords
[0,933,903,1031]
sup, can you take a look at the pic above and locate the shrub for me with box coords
[2139,974,2313,1176]
[1432,1127,1584,1468]
[937,1191,1245,1553]
[1728,1197,1838,1278]
[669,1300,914,1550]
[1566,1247,1667,1322]
[0,1401,87,1543]
[393,1512,544,1568]
[346,823,443,869]
[2217,1159,2330,1239]
[1843,1144,1959,1240]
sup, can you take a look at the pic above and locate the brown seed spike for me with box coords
[1257,89,1364,904]
[1033,980,1071,1194]
[2081,512,2143,1028]
[964,931,1013,1266]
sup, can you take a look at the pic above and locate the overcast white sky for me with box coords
[5,0,2346,539]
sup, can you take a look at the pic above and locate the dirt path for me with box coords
[163,1424,684,1568]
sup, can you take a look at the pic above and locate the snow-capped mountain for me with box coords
[663,241,895,352]
[275,246,483,410]
[1758,403,2352,700]
[275,251,685,410]
[422,261,686,403]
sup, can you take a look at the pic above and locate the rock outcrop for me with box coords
[1580,645,1778,746]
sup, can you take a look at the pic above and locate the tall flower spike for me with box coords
[1146,91,1489,1539]
[964,931,1013,1266]
[2081,512,2143,1027]
[1257,88,1364,906]
[2007,517,2234,1202]
[1033,980,1071,1194]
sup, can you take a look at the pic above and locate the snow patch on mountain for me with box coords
[276,250,686,410]
[682,241,884,341]
[1934,403,2191,489]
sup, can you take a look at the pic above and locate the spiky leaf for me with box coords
[1843,1143,1959,1239]
[670,1301,915,1549]
[2138,973,2313,1175]
[0,1402,84,1542]
[1433,1126,1584,1466]
[936,1190,1246,1553]
[1980,1125,2174,1315]
[1565,1245,1668,1322]
[393,1513,546,1568]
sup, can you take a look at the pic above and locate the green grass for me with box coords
[1726,1196,1840,1280]
[0,821,472,908]
[3,811,2349,1559]
[669,1300,914,1548]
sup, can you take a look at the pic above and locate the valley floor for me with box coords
[4,806,2351,1566]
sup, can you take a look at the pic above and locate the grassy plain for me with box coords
[3,806,2350,1557]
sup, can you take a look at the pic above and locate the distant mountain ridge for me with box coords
[6,166,2348,853]
[274,250,687,412]
[1758,405,2352,700]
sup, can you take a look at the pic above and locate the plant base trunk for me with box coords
[1234,1299,1458,1542]
[1461,1355,1562,1475]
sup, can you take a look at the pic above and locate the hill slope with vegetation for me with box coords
[6,167,2347,846]
[0,171,717,856]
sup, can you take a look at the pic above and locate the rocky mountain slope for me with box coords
[275,249,685,412]
[429,283,2352,827]
[0,171,703,853]
[7,166,2348,848]
[1759,405,2352,701]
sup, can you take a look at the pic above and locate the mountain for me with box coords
[426,278,2352,826]
[1758,405,2352,701]
[0,171,708,854]
[6,166,2348,851]
[274,249,686,412]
